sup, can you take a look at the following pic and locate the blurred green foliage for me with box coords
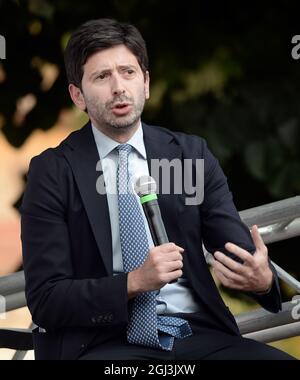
[0,0,299,276]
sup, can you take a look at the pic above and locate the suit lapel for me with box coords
[143,123,182,184]
[143,124,185,244]
[62,123,113,274]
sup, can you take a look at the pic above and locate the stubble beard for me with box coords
[86,94,146,134]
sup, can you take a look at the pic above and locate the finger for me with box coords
[163,260,184,273]
[161,251,183,262]
[213,269,245,291]
[213,268,233,288]
[251,225,267,254]
[212,259,245,283]
[166,269,183,283]
[160,243,185,253]
[224,243,255,265]
[214,251,247,274]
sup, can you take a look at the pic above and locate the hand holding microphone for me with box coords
[127,176,184,299]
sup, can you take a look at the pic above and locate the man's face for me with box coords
[69,44,150,134]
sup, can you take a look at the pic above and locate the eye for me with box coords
[122,68,136,77]
[96,72,110,80]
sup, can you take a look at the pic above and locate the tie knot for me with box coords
[117,144,132,155]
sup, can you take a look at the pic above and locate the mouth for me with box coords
[111,103,133,116]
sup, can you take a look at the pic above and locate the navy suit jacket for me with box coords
[21,122,281,360]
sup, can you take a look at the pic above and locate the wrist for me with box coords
[256,269,274,294]
[127,270,142,299]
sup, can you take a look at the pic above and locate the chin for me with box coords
[109,118,139,131]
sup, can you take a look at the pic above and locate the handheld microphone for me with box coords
[134,176,169,246]
[134,176,177,283]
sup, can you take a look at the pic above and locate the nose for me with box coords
[111,73,126,96]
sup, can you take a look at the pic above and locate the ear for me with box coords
[68,84,86,111]
[144,71,150,100]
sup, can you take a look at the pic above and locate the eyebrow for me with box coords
[89,64,138,80]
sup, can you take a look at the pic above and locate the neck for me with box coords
[91,120,141,143]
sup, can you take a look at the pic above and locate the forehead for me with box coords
[84,44,140,72]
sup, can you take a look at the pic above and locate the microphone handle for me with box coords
[142,200,169,246]
[142,199,177,284]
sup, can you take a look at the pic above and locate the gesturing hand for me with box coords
[211,225,273,293]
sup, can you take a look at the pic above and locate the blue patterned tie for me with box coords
[117,144,192,351]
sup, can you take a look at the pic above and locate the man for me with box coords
[21,18,295,360]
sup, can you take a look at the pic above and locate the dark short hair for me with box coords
[64,18,149,88]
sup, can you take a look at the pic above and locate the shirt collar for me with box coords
[91,122,147,160]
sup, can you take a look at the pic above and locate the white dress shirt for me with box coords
[92,123,200,315]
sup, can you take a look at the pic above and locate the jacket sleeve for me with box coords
[199,139,282,313]
[21,150,129,331]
